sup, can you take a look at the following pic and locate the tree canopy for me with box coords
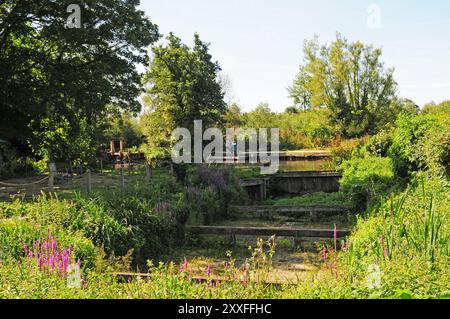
[141,33,226,157]
[289,35,399,137]
[0,0,159,162]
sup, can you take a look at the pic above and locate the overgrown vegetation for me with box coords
[1,2,448,299]
[264,192,351,206]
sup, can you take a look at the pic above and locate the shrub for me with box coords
[0,218,97,269]
[22,194,130,258]
[339,177,449,298]
[330,137,368,167]
[340,156,396,209]
[0,144,38,177]
[86,178,190,265]
[365,127,394,157]
[388,112,450,178]
[0,174,192,267]
[284,176,449,299]
[188,166,248,224]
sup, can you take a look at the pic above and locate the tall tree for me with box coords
[141,33,226,156]
[223,103,243,128]
[289,35,398,137]
[0,0,159,162]
[242,103,278,129]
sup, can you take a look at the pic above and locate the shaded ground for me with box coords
[158,238,321,285]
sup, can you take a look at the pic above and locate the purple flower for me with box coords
[38,255,44,269]
[22,234,79,278]
[322,245,327,265]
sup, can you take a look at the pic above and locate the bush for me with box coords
[340,156,396,209]
[330,137,368,167]
[0,218,98,269]
[0,144,38,177]
[283,176,449,299]
[340,177,449,298]
[82,178,190,265]
[0,173,192,267]
[188,166,248,224]
[365,127,394,157]
[388,112,450,178]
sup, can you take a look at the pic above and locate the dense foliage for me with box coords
[0,0,159,164]
[141,33,226,160]
[288,35,418,137]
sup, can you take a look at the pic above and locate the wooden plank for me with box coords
[230,205,352,214]
[274,171,342,178]
[186,225,350,238]
[111,272,290,286]
[240,179,265,187]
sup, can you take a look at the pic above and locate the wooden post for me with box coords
[87,169,92,194]
[100,158,103,171]
[259,181,264,201]
[48,170,54,191]
[120,164,125,189]
[48,163,56,191]
[119,138,125,153]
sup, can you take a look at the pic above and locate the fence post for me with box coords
[48,163,57,191]
[48,170,54,191]
[120,164,125,190]
[87,169,92,194]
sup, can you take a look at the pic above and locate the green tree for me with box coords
[100,107,144,150]
[241,103,278,129]
[141,33,226,157]
[422,100,450,115]
[0,0,159,163]
[289,35,398,137]
[223,103,243,128]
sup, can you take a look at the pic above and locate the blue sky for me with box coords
[140,0,450,112]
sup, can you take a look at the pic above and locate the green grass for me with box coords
[0,164,449,299]
[264,192,351,206]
